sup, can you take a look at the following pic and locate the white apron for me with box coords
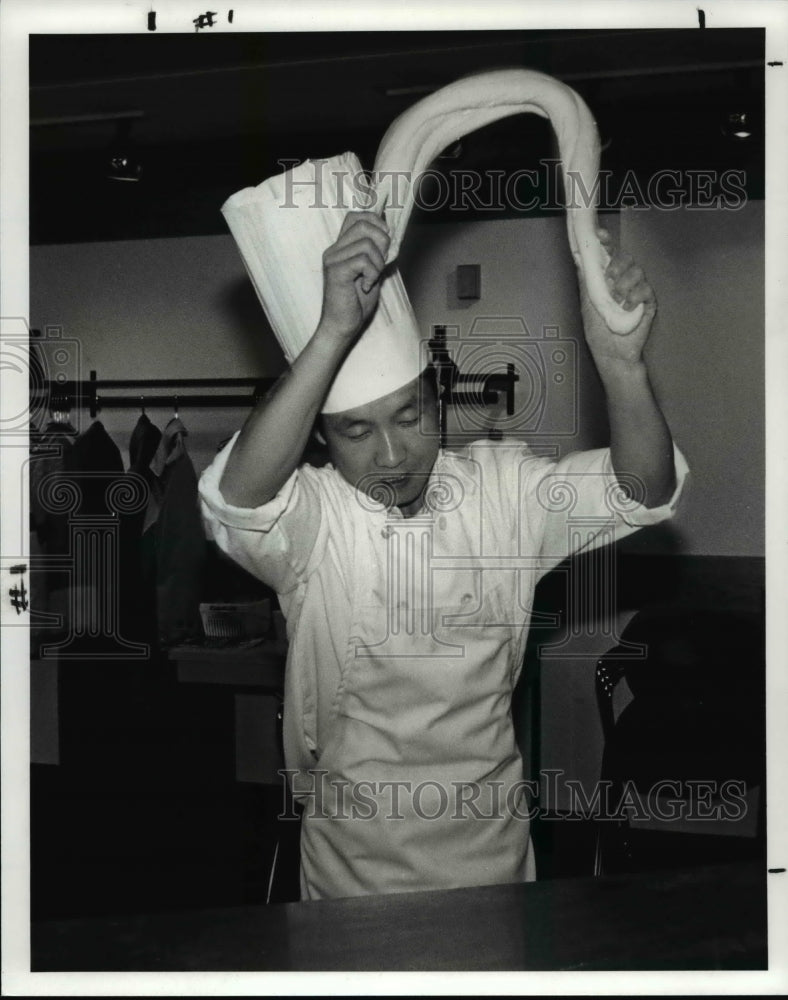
[295,503,537,900]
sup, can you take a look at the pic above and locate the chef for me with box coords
[198,74,687,901]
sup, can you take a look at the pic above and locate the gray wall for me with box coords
[31,202,764,557]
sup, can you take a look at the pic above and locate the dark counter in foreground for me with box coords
[32,861,766,972]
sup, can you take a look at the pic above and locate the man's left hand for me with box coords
[580,228,657,370]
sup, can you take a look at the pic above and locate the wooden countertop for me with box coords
[32,861,766,972]
[169,640,287,688]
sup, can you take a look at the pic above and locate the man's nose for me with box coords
[375,430,406,468]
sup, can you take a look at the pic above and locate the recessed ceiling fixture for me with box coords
[107,119,142,181]
[721,111,753,140]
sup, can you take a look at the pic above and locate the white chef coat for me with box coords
[199,435,688,900]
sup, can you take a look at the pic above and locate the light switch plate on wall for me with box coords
[456,264,481,300]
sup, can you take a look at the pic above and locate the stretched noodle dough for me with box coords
[372,69,643,335]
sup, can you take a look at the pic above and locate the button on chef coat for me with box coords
[199,436,688,899]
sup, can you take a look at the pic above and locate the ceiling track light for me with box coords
[106,119,143,182]
[721,111,754,141]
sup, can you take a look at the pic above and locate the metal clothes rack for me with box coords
[43,344,518,444]
[44,371,280,419]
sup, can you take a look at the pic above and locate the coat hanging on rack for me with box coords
[30,419,127,657]
[30,415,78,547]
[123,411,164,647]
[129,411,162,478]
[142,415,206,648]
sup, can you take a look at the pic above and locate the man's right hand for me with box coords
[318,211,391,343]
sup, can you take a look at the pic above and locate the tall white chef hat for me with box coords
[221,70,641,415]
[221,152,424,414]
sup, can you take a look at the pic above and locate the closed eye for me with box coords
[342,419,376,439]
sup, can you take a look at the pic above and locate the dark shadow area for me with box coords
[30,654,302,921]
[518,548,765,882]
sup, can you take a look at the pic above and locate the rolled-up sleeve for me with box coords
[521,442,689,577]
[198,431,321,594]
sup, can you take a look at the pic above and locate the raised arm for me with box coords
[579,229,676,509]
[219,212,391,507]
